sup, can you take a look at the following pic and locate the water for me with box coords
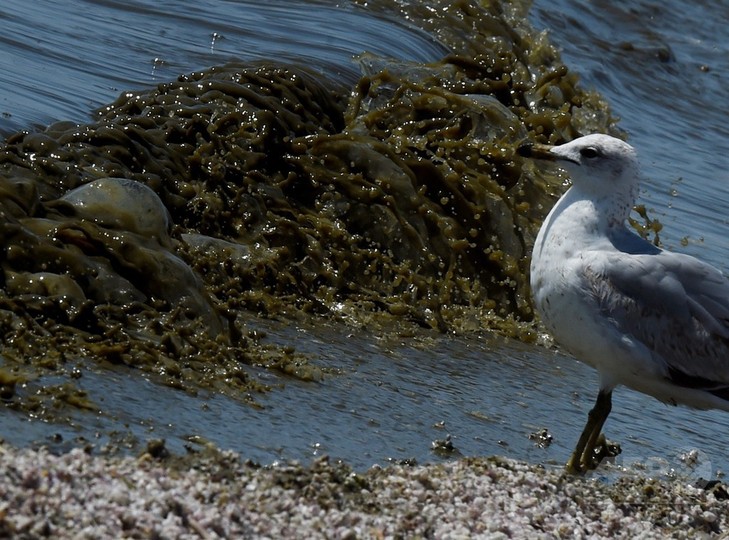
[531,0,729,260]
[2,0,729,479]
[4,314,724,479]
[0,0,445,132]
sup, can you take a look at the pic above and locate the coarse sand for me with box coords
[1,444,727,538]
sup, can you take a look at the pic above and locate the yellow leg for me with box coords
[565,390,612,474]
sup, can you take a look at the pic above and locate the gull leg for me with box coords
[565,390,613,474]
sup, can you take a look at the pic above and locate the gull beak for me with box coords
[516,142,556,161]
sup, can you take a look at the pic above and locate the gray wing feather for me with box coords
[586,250,729,385]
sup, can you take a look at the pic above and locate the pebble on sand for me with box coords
[0,444,727,539]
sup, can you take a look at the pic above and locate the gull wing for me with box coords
[585,248,729,390]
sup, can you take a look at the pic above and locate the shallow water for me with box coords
[4,315,726,480]
[2,0,729,481]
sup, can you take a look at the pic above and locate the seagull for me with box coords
[519,134,729,473]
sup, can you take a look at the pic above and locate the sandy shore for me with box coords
[0,444,726,539]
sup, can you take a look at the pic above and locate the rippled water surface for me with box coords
[0,0,445,132]
[531,0,729,259]
[3,0,729,479]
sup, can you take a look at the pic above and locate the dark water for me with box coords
[0,0,445,133]
[532,0,729,260]
[2,0,729,481]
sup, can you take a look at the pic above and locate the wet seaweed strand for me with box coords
[0,0,617,410]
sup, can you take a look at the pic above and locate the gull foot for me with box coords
[565,433,621,474]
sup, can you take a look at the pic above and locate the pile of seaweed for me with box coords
[0,0,617,413]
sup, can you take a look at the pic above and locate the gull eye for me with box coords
[580,146,600,159]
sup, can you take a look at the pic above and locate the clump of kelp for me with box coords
[0,0,618,414]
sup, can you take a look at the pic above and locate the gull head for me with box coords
[519,134,640,198]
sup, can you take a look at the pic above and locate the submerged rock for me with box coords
[57,177,172,247]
